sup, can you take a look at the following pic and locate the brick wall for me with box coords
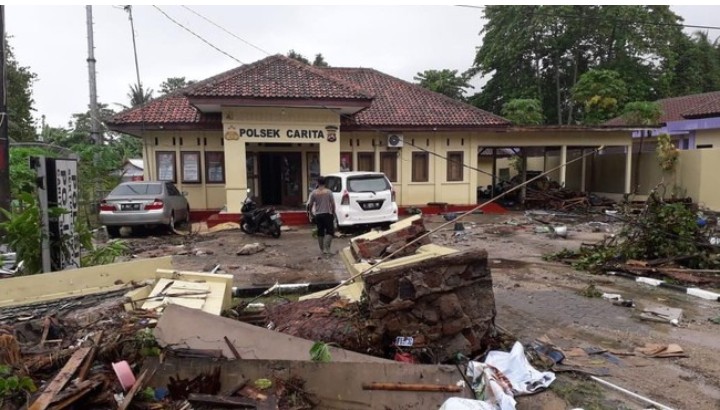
[363,248,496,362]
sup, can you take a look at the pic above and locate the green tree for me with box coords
[622,101,662,126]
[668,31,720,95]
[287,50,330,67]
[414,69,473,100]
[312,54,329,67]
[571,69,627,125]
[287,49,310,64]
[6,38,37,141]
[127,83,154,107]
[159,76,196,94]
[501,99,544,125]
[471,6,684,124]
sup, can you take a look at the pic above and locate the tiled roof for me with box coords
[108,55,509,129]
[109,93,202,124]
[681,95,720,119]
[605,91,720,125]
[322,67,509,128]
[187,55,373,100]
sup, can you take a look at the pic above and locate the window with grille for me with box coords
[412,152,429,182]
[380,152,398,182]
[357,152,375,172]
[447,151,463,181]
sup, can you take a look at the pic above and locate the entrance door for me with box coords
[259,152,302,207]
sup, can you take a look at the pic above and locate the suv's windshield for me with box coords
[347,176,390,193]
[110,183,163,196]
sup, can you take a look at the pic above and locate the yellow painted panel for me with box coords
[206,186,226,209]
[155,269,234,311]
[0,257,173,308]
[695,130,720,147]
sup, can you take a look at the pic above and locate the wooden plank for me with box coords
[118,369,149,410]
[47,380,99,410]
[188,393,257,408]
[28,347,92,410]
[39,317,51,347]
[77,331,103,381]
[224,336,242,359]
[362,382,462,393]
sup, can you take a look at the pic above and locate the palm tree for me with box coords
[127,83,154,107]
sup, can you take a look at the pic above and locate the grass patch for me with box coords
[579,284,603,298]
[551,376,610,410]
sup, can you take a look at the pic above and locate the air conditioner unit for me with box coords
[387,133,404,148]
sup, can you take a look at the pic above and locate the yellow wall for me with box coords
[591,148,720,211]
[142,130,226,210]
[140,114,631,209]
[222,107,340,212]
[695,129,720,148]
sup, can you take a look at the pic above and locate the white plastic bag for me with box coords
[484,341,555,395]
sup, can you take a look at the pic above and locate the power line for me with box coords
[180,6,271,56]
[152,5,245,65]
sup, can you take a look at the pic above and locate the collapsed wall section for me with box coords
[364,248,496,362]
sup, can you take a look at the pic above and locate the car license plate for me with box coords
[121,203,140,211]
[362,201,381,210]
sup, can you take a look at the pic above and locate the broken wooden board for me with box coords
[145,357,471,410]
[154,304,389,363]
[29,347,92,410]
[141,278,211,311]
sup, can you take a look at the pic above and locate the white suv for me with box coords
[309,172,398,232]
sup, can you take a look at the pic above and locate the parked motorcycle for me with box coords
[240,190,282,238]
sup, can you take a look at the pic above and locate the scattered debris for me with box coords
[635,343,687,358]
[236,242,265,255]
[601,293,635,307]
[640,306,683,325]
[445,341,555,410]
[547,190,720,291]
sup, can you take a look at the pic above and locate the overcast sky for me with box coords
[6,5,720,128]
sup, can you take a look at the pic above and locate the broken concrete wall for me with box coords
[146,357,470,410]
[273,248,496,363]
[364,248,496,363]
[0,257,173,308]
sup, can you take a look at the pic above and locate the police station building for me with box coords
[108,55,632,216]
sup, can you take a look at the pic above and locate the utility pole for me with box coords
[86,5,101,144]
[0,5,10,213]
[124,5,145,106]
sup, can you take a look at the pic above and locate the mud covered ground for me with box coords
[120,213,720,409]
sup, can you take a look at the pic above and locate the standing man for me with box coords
[307,176,336,255]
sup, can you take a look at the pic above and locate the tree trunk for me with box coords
[567,47,580,124]
[555,57,562,125]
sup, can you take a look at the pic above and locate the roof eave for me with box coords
[107,121,222,137]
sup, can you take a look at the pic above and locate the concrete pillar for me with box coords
[625,145,633,194]
[374,136,380,173]
[224,137,247,213]
[559,145,567,187]
[580,148,587,192]
[320,132,340,176]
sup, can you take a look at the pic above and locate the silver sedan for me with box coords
[98,181,190,238]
